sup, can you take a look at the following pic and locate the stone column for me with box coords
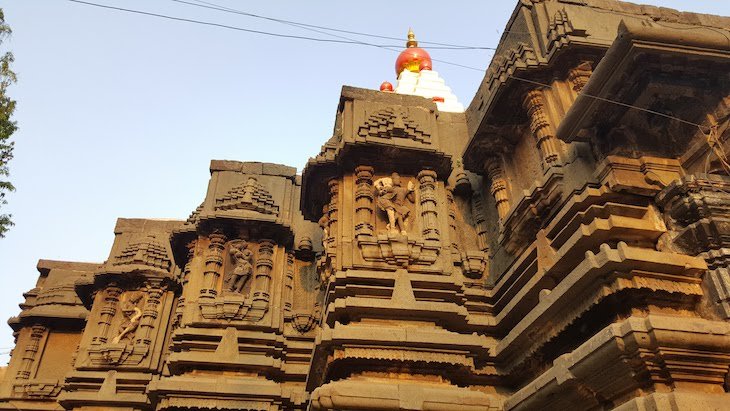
[200,231,226,300]
[446,188,459,253]
[524,89,561,168]
[354,166,375,237]
[16,324,46,380]
[471,194,490,252]
[327,179,339,242]
[284,251,295,316]
[252,240,275,307]
[418,170,440,241]
[137,282,163,346]
[92,285,122,344]
[485,158,511,221]
[174,239,197,329]
[181,239,197,286]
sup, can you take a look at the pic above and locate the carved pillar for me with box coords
[568,62,593,92]
[137,282,163,346]
[200,231,226,300]
[418,170,440,241]
[524,89,562,168]
[354,166,375,237]
[284,251,295,316]
[471,194,490,252]
[252,240,275,307]
[326,179,339,246]
[92,285,122,344]
[16,324,46,380]
[446,188,459,253]
[174,240,197,329]
[485,158,511,221]
[181,239,197,286]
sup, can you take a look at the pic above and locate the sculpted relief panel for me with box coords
[85,285,161,367]
[223,240,254,294]
[198,234,276,322]
[374,173,416,236]
[111,290,144,344]
[347,167,444,270]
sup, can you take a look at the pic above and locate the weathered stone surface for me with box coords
[2,0,730,409]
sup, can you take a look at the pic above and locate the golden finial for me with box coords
[406,28,418,48]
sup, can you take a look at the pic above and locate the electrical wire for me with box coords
[172,0,496,50]
[67,0,407,47]
[66,0,718,134]
[180,0,493,71]
[507,75,710,131]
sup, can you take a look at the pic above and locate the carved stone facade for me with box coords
[2,1,730,410]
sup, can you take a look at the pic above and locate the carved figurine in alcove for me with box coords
[112,291,144,344]
[375,173,415,235]
[224,241,254,294]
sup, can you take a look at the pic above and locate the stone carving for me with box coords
[8,4,730,411]
[292,303,321,334]
[546,8,586,52]
[358,107,431,143]
[215,177,279,215]
[524,89,562,168]
[113,236,171,271]
[224,241,254,294]
[199,240,275,322]
[87,287,150,366]
[111,291,144,344]
[485,157,510,221]
[15,381,62,398]
[568,61,593,92]
[184,203,203,228]
[16,325,46,380]
[354,169,441,268]
[374,173,415,235]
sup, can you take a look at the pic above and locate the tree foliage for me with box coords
[0,8,16,238]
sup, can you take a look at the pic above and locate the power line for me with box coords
[508,75,709,131]
[68,0,492,72]
[67,0,407,47]
[178,0,492,71]
[66,0,710,131]
[172,0,496,50]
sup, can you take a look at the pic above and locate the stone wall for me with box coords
[1,0,729,410]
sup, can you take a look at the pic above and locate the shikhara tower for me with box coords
[2,1,730,410]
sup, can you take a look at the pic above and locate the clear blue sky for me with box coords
[0,0,727,362]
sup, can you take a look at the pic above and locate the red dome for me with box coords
[380,81,394,92]
[395,29,432,75]
[396,47,432,75]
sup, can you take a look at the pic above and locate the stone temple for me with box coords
[2,0,730,409]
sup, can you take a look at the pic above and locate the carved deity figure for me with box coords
[225,241,254,294]
[112,291,144,344]
[375,173,415,235]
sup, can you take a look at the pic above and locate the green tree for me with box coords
[0,8,16,238]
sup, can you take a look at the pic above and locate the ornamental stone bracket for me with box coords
[199,293,256,321]
[87,343,149,367]
[596,155,684,196]
[358,232,440,268]
[12,379,62,399]
[460,250,488,279]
